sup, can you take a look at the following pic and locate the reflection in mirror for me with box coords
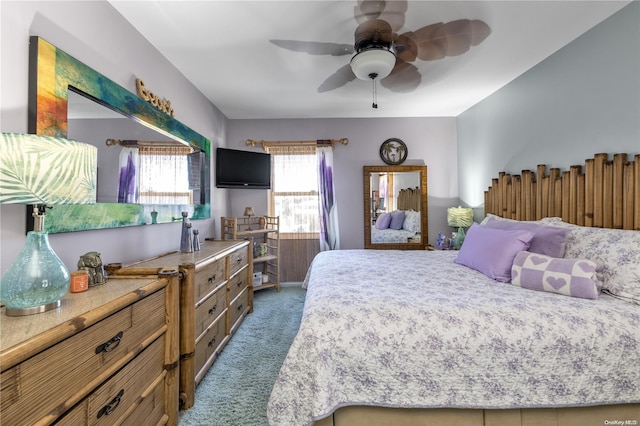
[363,165,428,250]
[28,36,211,233]
[68,90,205,205]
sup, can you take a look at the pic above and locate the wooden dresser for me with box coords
[109,239,252,410]
[0,272,180,425]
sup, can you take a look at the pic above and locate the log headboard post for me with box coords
[484,153,639,230]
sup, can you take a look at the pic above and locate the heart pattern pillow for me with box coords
[511,251,602,299]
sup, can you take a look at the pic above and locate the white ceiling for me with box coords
[109,1,630,120]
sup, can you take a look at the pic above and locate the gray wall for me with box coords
[457,2,640,220]
[226,117,459,249]
[1,1,229,272]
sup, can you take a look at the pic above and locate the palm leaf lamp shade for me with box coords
[447,206,474,250]
[0,133,97,316]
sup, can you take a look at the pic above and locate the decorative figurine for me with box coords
[435,232,446,250]
[77,251,107,286]
[193,228,201,251]
[180,211,193,252]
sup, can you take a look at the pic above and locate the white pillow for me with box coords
[539,220,640,305]
[402,210,421,233]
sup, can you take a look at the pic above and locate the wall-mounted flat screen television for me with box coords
[216,148,271,189]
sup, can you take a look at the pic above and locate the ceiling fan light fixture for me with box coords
[350,48,396,81]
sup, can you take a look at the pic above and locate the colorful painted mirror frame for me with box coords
[28,36,211,233]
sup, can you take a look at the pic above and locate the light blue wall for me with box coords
[457,2,640,219]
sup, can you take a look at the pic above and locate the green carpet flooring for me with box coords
[179,285,306,426]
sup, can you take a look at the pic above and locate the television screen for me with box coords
[216,148,271,189]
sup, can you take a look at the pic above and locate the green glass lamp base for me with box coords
[452,227,466,250]
[4,299,61,317]
[0,231,69,316]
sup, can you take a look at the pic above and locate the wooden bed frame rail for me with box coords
[484,153,640,230]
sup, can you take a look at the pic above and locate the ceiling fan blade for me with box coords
[413,23,447,61]
[317,64,357,93]
[394,32,417,62]
[270,40,354,56]
[354,0,407,30]
[354,0,385,20]
[354,19,394,49]
[413,19,491,61]
[381,61,421,93]
[467,19,492,46]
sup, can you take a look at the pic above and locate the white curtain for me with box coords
[138,146,191,204]
[317,146,340,251]
[117,145,192,204]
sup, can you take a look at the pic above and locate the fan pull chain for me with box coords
[371,78,378,109]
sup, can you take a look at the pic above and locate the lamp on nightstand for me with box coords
[0,133,97,316]
[447,206,474,250]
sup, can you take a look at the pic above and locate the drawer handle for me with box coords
[208,274,216,283]
[95,331,124,354]
[236,280,243,287]
[237,257,243,263]
[237,304,243,312]
[208,304,217,315]
[97,389,124,418]
[208,336,216,347]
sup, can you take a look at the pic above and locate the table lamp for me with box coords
[244,207,255,229]
[447,206,474,250]
[0,133,97,316]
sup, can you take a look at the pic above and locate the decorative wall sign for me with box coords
[136,79,174,117]
[379,138,408,165]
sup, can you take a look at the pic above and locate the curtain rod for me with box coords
[245,138,349,151]
[105,138,191,148]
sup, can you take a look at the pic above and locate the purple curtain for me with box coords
[117,148,139,203]
[317,147,340,250]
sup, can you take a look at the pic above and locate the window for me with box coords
[267,146,319,238]
[138,145,193,205]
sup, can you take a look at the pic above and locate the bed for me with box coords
[267,153,640,426]
[371,187,422,243]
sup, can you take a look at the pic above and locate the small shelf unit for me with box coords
[221,216,280,292]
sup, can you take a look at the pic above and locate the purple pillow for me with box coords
[482,217,571,258]
[375,213,391,230]
[511,251,601,299]
[454,223,534,282]
[389,210,406,230]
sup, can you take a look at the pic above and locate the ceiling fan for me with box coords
[270,0,491,107]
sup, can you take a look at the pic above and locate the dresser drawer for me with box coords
[194,316,227,379]
[228,246,248,277]
[0,289,166,425]
[229,287,250,332]
[194,258,226,303]
[194,285,227,340]
[228,268,249,304]
[57,335,165,425]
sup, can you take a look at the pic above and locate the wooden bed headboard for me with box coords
[484,153,640,230]
[398,187,421,211]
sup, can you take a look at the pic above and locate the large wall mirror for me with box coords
[364,165,428,250]
[28,36,211,233]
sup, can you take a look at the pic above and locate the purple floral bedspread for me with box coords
[267,250,640,426]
